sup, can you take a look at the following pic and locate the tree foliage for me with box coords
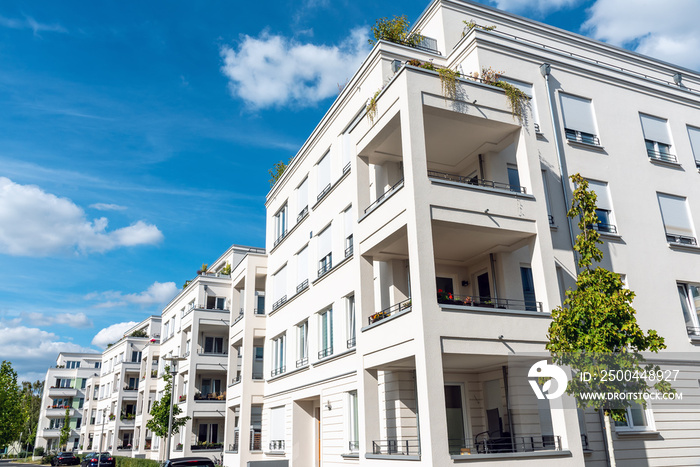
[0,361,25,449]
[547,174,672,420]
[268,157,293,187]
[20,380,44,450]
[59,408,71,449]
[368,15,424,47]
[146,367,190,438]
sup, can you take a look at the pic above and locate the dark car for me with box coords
[80,452,114,467]
[52,452,80,466]
[162,457,215,467]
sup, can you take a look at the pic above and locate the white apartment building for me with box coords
[253,1,700,466]
[79,316,161,456]
[35,352,102,453]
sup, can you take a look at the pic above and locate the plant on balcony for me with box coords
[366,88,381,124]
[547,173,673,465]
[220,262,231,275]
[462,19,497,36]
[197,263,208,275]
[129,329,148,338]
[369,310,387,324]
[269,157,293,186]
[438,67,461,100]
[176,443,183,451]
[108,413,115,420]
[494,81,528,120]
[437,289,454,304]
[178,394,187,402]
[147,365,190,438]
[182,279,192,289]
[368,15,424,48]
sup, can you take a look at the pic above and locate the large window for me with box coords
[296,321,308,367]
[587,180,616,234]
[201,378,222,397]
[640,114,674,163]
[317,226,332,277]
[274,203,288,246]
[269,406,285,451]
[318,308,333,359]
[506,164,521,192]
[614,404,654,432]
[250,406,262,451]
[206,296,226,310]
[197,423,219,444]
[317,152,331,201]
[560,93,599,145]
[66,361,80,369]
[203,337,225,354]
[677,282,700,336]
[271,334,286,377]
[296,178,309,221]
[687,125,700,168]
[657,193,696,245]
[347,391,359,453]
[296,246,309,293]
[346,295,356,348]
[272,265,288,310]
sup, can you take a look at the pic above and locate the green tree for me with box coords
[368,15,424,47]
[268,158,292,187]
[547,174,672,465]
[146,367,190,438]
[19,380,44,452]
[59,408,71,450]
[0,361,25,450]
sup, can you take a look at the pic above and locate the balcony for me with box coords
[368,298,412,325]
[364,179,404,215]
[229,375,241,386]
[565,128,600,146]
[647,148,677,164]
[380,35,439,54]
[272,296,287,311]
[296,358,308,368]
[428,170,526,194]
[667,233,697,245]
[48,387,78,397]
[269,440,285,451]
[296,279,309,294]
[233,309,244,325]
[317,254,332,278]
[318,347,333,359]
[191,443,223,451]
[193,392,227,401]
[452,435,561,456]
[437,293,542,313]
[371,439,420,456]
[271,366,286,377]
[297,205,309,223]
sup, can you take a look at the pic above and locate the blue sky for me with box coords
[1,0,698,382]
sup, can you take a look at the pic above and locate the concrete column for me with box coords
[359,369,380,454]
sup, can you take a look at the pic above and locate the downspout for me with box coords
[598,409,613,467]
[539,63,577,266]
[478,153,485,180]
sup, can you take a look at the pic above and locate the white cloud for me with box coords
[85,281,178,308]
[91,321,138,348]
[0,177,163,257]
[582,0,700,70]
[0,14,67,35]
[24,312,93,328]
[491,0,582,15]
[89,203,127,211]
[220,27,370,109]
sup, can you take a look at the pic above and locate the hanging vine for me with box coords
[366,88,381,124]
[494,81,528,121]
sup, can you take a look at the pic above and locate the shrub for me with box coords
[114,456,161,467]
[34,447,45,457]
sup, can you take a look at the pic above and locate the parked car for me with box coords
[52,452,80,466]
[162,457,215,467]
[80,452,114,467]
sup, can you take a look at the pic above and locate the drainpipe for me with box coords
[478,154,485,180]
[540,63,577,267]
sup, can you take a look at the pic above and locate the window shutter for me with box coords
[296,246,308,284]
[640,114,670,144]
[297,178,308,212]
[269,406,285,440]
[658,193,694,236]
[274,266,287,301]
[317,153,331,193]
[687,126,700,160]
[560,93,596,135]
[587,180,612,211]
[318,226,332,258]
[344,207,353,239]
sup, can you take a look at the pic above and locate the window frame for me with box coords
[613,404,655,432]
[318,308,334,359]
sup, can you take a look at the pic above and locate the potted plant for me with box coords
[108,413,115,420]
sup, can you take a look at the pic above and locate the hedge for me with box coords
[114,456,161,467]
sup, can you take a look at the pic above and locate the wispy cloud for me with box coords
[0,14,67,36]
[220,27,370,109]
[23,312,93,328]
[91,321,138,348]
[89,203,127,211]
[0,177,163,257]
[84,281,178,308]
[488,0,583,15]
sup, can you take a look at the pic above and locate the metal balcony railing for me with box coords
[296,357,308,368]
[592,222,617,234]
[565,128,600,146]
[296,279,309,294]
[272,296,287,311]
[318,347,333,359]
[347,337,356,349]
[647,148,677,163]
[364,179,404,214]
[273,230,287,247]
[252,372,264,380]
[233,310,244,325]
[318,255,332,278]
[389,35,439,54]
[687,326,700,337]
[667,233,697,245]
[345,237,354,258]
[428,170,526,193]
[372,439,420,456]
[229,375,241,386]
[271,366,286,377]
[368,298,412,325]
[454,435,561,455]
[348,441,359,452]
[437,293,542,312]
[250,430,262,451]
[317,183,332,202]
[297,205,309,223]
[269,440,285,451]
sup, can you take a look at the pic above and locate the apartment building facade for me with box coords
[35,352,102,453]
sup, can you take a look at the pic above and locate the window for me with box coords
[317,152,331,200]
[347,391,359,453]
[269,406,285,451]
[640,114,675,163]
[296,321,308,367]
[677,283,700,336]
[273,265,288,310]
[66,361,80,369]
[344,206,354,258]
[274,203,288,246]
[520,267,537,311]
[255,292,265,314]
[687,125,700,168]
[131,351,142,363]
[587,180,617,234]
[296,246,309,293]
[81,379,86,389]
[204,337,224,354]
[94,362,101,369]
[90,409,96,425]
[560,93,599,145]
[318,308,333,359]
[253,346,264,379]
[296,178,309,221]
[78,397,84,409]
[201,378,222,396]
[317,226,332,277]
[250,406,262,451]
[272,334,286,377]
[346,295,356,348]
[614,404,654,431]
[507,164,521,192]
[657,193,696,245]
[56,378,72,388]
[206,296,226,310]
[198,423,219,444]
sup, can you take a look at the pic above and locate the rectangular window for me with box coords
[272,335,286,377]
[269,406,285,451]
[197,423,219,443]
[587,180,617,234]
[66,361,80,369]
[560,93,599,145]
[318,308,333,359]
[78,397,84,409]
[344,206,354,258]
[204,337,224,354]
[81,379,86,389]
[507,164,521,192]
[250,406,262,451]
[296,321,308,367]
[274,203,288,246]
[297,178,309,221]
[296,246,309,293]
[347,391,359,452]
[131,351,142,363]
[253,346,264,379]
[317,226,332,277]
[687,125,700,168]
[206,295,225,310]
[346,295,356,348]
[317,152,331,200]
[273,265,288,310]
[520,267,537,311]
[677,283,700,336]
[640,114,675,162]
[614,404,653,431]
[657,193,696,245]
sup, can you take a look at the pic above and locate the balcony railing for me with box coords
[348,441,359,453]
[269,440,285,451]
[273,230,287,247]
[272,296,287,311]
[438,293,542,312]
[190,443,223,451]
[317,183,332,202]
[271,366,286,377]
[252,372,264,380]
[565,128,600,146]
[233,310,244,325]
[667,233,697,245]
[197,351,228,357]
[428,170,526,193]
[228,442,238,453]
[318,347,333,359]
[592,222,617,234]
[696,160,700,170]
[296,279,309,294]
[318,255,332,278]
[368,298,412,325]
[297,205,309,223]
[250,430,262,451]
[193,392,226,401]
[364,178,404,214]
[647,148,677,163]
[345,237,354,258]
[230,375,241,386]
[296,357,308,368]
[454,435,561,455]
[343,161,351,174]
[372,439,420,456]
[687,326,700,337]
[388,35,439,54]
[347,337,356,348]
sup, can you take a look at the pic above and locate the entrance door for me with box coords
[445,385,467,455]
[477,273,491,301]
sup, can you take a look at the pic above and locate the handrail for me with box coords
[667,233,697,245]
[592,222,617,234]
[428,170,526,193]
[372,439,420,455]
[364,179,404,214]
[565,128,601,146]
[647,149,678,163]
[437,293,542,312]
[369,298,412,325]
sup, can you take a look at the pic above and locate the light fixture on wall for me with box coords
[462,280,469,287]
[325,400,332,411]
[203,285,208,291]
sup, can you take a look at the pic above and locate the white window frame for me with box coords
[272,334,286,376]
[657,193,696,244]
[640,114,674,162]
[613,404,655,432]
[346,390,359,453]
[274,203,288,246]
[344,206,354,258]
[296,178,309,221]
[559,93,599,145]
[677,282,700,336]
[346,295,356,348]
[296,321,308,366]
[318,308,333,359]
